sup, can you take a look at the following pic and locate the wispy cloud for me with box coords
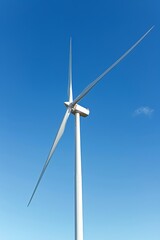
[133,106,154,117]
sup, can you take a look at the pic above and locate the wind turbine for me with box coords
[28,26,154,240]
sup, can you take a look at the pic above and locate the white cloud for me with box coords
[133,106,154,117]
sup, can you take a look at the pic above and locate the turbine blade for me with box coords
[70,26,154,106]
[68,37,73,103]
[27,108,71,206]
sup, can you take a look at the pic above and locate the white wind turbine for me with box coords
[28,26,154,240]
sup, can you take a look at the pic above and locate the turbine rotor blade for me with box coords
[70,26,154,107]
[27,108,71,206]
[68,37,73,103]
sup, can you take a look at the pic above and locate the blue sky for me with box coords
[0,0,160,239]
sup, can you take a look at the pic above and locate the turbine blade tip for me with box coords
[150,25,155,30]
[27,198,32,207]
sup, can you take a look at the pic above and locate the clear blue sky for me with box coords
[0,0,160,239]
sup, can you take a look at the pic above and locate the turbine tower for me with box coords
[28,26,154,240]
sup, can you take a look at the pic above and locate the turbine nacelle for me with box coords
[64,101,90,117]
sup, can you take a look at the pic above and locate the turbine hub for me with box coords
[64,101,89,117]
